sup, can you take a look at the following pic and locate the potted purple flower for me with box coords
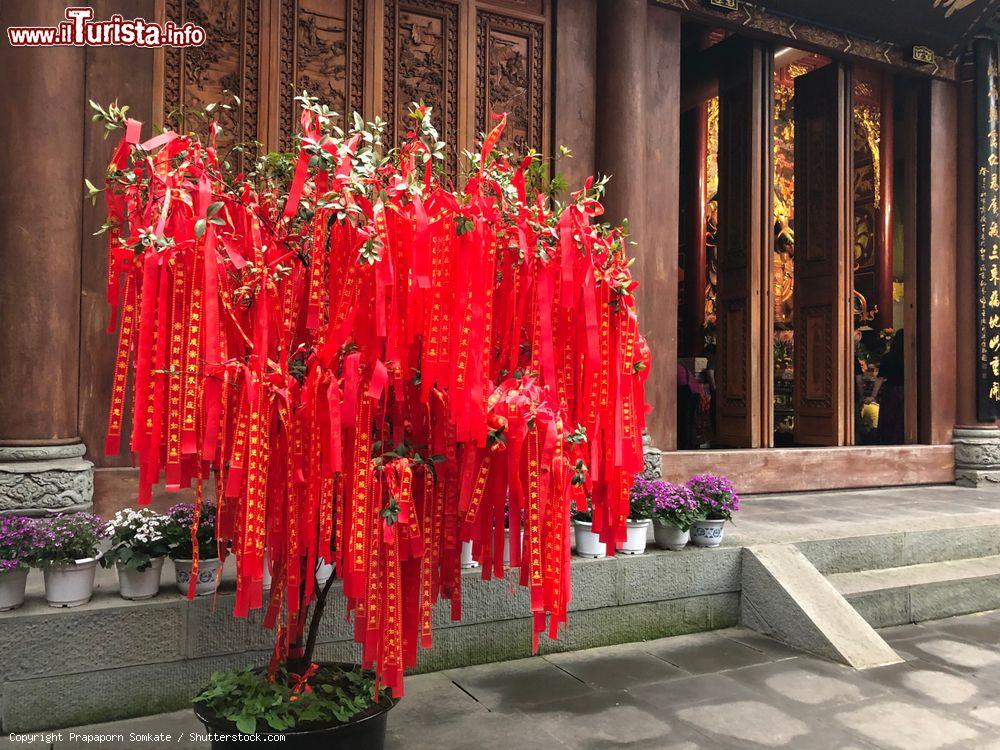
[33,512,108,607]
[164,501,222,597]
[644,479,699,551]
[687,474,740,548]
[623,479,655,554]
[0,515,38,610]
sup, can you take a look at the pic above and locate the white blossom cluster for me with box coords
[107,508,168,545]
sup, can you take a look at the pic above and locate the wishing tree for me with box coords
[97,96,649,697]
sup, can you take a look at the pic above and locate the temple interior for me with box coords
[675,23,915,450]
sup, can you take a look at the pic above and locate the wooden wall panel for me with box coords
[475,9,546,154]
[552,0,596,193]
[382,0,461,174]
[277,0,366,150]
[160,0,264,157]
[80,2,156,467]
[661,445,955,494]
[792,63,852,446]
[714,39,770,448]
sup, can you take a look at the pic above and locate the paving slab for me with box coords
[443,656,594,712]
[835,699,982,750]
[641,630,777,674]
[719,657,886,708]
[543,642,688,689]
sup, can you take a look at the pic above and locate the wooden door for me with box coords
[714,39,770,447]
[792,63,852,446]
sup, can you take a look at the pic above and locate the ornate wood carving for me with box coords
[793,62,852,446]
[383,0,461,176]
[475,10,545,153]
[278,0,365,151]
[652,0,957,80]
[162,0,262,156]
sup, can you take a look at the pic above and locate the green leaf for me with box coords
[235,715,257,734]
[194,219,207,238]
[207,201,224,218]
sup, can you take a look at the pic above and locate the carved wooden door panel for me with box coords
[714,39,770,448]
[275,0,366,151]
[792,63,852,446]
[474,3,549,158]
[158,0,264,161]
[382,0,462,176]
[158,1,551,171]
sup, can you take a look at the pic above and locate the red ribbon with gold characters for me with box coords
[99,99,649,697]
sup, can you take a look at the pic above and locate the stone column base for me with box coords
[0,443,94,516]
[953,427,1000,488]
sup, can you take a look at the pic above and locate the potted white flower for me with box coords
[622,480,655,554]
[164,501,222,597]
[687,474,741,548]
[0,515,38,611]
[647,479,698,550]
[101,508,171,600]
[33,513,107,607]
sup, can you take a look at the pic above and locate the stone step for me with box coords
[828,554,1000,628]
[794,520,1000,575]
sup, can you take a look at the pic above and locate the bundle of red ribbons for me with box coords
[101,104,650,696]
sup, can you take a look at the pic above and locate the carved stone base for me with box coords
[953,427,1000,488]
[0,444,94,516]
[642,432,662,479]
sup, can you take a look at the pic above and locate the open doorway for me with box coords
[675,25,917,451]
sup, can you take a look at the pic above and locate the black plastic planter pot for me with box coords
[192,663,397,750]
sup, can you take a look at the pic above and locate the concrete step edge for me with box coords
[828,554,1000,596]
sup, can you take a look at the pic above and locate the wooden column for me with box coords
[79,1,156,467]
[0,0,93,513]
[875,75,895,332]
[917,79,958,446]
[596,0,680,450]
[643,4,681,450]
[953,41,1000,486]
[956,49,983,428]
[681,105,708,356]
[554,0,597,192]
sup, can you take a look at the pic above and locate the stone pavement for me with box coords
[6,609,1000,750]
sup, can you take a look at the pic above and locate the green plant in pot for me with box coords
[32,512,108,608]
[164,501,222,597]
[641,477,699,551]
[622,478,656,555]
[101,508,172,600]
[687,473,741,549]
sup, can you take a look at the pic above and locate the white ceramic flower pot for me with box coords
[43,557,100,608]
[0,567,29,611]
[461,540,479,569]
[621,519,651,555]
[573,521,606,559]
[316,557,334,589]
[690,518,727,548]
[653,519,690,551]
[117,557,164,600]
[174,557,222,596]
